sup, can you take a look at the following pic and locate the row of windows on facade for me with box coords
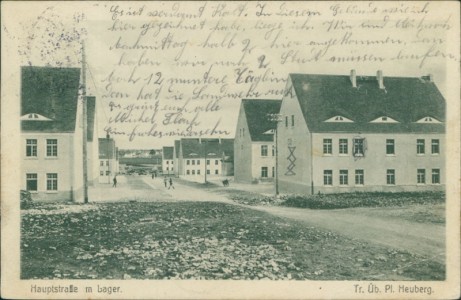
[186,169,219,175]
[260,166,275,178]
[186,159,220,165]
[26,139,58,157]
[322,169,441,186]
[165,161,173,165]
[260,145,276,157]
[100,160,111,166]
[322,138,440,155]
[26,173,58,191]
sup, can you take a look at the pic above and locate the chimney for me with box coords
[106,133,110,139]
[428,74,433,82]
[376,70,384,89]
[219,138,222,144]
[350,69,357,88]
[199,137,202,144]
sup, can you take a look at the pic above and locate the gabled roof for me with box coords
[242,99,282,141]
[21,66,81,133]
[180,138,234,159]
[99,138,116,159]
[289,73,445,133]
[87,96,96,141]
[163,146,174,160]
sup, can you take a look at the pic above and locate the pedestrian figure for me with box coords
[168,177,175,189]
[112,175,117,187]
[164,177,168,188]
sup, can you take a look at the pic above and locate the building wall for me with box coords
[162,159,174,175]
[234,104,253,182]
[21,133,77,201]
[182,157,222,178]
[311,133,445,193]
[99,158,118,183]
[251,142,276,182]
[278,77,313,194]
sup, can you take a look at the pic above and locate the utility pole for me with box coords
[82,41,89,204]
[267,114,282,196]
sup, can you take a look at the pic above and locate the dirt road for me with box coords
[98,175,445,264]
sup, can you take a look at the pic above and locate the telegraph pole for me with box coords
[82,41,89,204]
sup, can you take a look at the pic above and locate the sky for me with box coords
[4,1,458,149]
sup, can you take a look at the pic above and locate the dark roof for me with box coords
[180,138,234,159]
[119,157,162,165]
[87,96,96,141]
[21,66,81,133]
[99,138,116,159]
[163,146,174,160]
[289,73,445,133]
[174,140,180,158]
[242,99,282,141]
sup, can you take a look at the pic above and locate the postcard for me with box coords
[1,1,460,299]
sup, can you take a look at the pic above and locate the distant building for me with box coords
[98,137,119,183]
[162,146,174,175]
[176,138,234,178]
[277,71,445,194]
[234,99,282,183]
[20,66,98,202]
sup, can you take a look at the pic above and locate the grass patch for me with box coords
[280,191,445,209]
[21,201,444,280]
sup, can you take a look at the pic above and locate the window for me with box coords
[339,170,348,185]
[339,139,348,155]
[207,159,210,165]
[26,173,37,191]
[285,116,288,127]
[355,169,364,185]
[192,160,195,165]
[197,170,201,175]
[384,139,395,155]
[261,167,268,178]
[186,170,190,175]
[353,138,364,156]
[26,139,37,157]
[100,161,104,166]
[192,170,195,175]
[46,139,58,157]
[386,169,395,185]
[166,167,169,171]
[197,160,200,165]
[323,139,332,155]
[272,145,275,156]
[324,170,333,185]
[187,160,190,165]
[166,161,169,165]
[215,160,218,165]
[105,171,110,175]
[432,169,440,184]
[431,139,440,154]
[215,169,218,175]
[291,115,295,126]
[417,139,425,154]
[272,166,275,177]
[100,171,104,176]
[417,169,426,184]
[46,173,58,191]
[171,161,174,165]
[207,169,210,175]
[261,145,268,156]
[106,160,109,166]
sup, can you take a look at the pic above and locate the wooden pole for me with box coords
[82,41,89,203]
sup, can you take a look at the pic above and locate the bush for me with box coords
[280,191,445,209]
[20,190,33,209]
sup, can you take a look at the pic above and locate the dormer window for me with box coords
[416,117,442,124]
[20,113,52,121]
[324,115,354,123]
[370,116,399,123]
